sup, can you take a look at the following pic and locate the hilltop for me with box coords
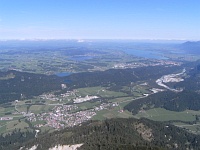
[179,41,200,54]
[10,118,200,150]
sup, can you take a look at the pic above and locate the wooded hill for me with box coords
[0,70,62,104]
[125,90,200,114]
[179,41,200,54]
[12,118,200,150]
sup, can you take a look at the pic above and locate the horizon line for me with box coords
[0,38,196,41]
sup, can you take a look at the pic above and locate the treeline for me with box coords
[18,118,200,150]
[125,90,200,114]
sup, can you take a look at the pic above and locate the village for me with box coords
[11,90,119,129]
[26,101,119,129]
[113,59,181,69]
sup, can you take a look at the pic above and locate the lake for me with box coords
[69,56,94,61]
[123,49,168,59]
[56,72,71,77]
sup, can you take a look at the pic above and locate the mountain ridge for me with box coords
[179,41,200,54]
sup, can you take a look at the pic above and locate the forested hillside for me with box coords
[14,118,200,150]
[125,90,200,114]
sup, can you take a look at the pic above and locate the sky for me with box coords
[0,0,200,40]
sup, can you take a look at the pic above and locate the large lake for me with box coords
[123,49,168,59]
[69,56,94,61]
[56,72,71,77]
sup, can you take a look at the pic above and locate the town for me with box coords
[12,90,120,129]
[113,59,181,69]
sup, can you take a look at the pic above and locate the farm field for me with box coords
[92,105,132,121]
[135,108,197,122]
[134,108,200,134]
[76,86,128,98]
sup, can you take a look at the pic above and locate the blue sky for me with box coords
[0,0,199,40]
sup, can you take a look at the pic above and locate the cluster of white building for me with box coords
[73,95,98,103]
[39,93,59,101]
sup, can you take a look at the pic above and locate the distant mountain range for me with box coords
[179,41,200,54]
